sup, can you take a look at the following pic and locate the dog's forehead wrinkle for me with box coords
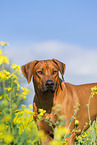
[35,60,57,71]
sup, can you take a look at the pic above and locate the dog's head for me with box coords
[21,59,66,94]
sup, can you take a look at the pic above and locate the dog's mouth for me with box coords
[41,88,55,94]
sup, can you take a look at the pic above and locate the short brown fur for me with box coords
[21,59,97,145]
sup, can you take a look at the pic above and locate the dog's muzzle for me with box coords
[45,80,55,93]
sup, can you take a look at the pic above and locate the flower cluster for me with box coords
[0,44,39,145]
[91,86,97,96]
[38,108,46,120]
[0,41,8,46]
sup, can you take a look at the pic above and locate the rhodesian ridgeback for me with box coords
[21,59,97,145]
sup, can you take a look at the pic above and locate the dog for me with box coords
[21,59,97,145]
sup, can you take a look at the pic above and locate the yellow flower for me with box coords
[4,134,14,144]
[0,70,11,80]
[8,87,11,92]
[11,64,21,72]
[0,55,9,65]
[4,56,9,64]
[23,96,26,99]
[38,109,46,119]
[2,100,9,106]
[3,114,10,123]
[17,83,20,91]
[0,132,4,140]
[81,132,87,138]
[91,86,97,91]
[6,94,10,100]
[78,136,82,140]
[22,104,26,109]
[74,129,81,133]
[21,87,30,95]
[29,104,33,109]
[0,41,9,46]
[0,49,3,55]
[54,126,70,141]
[38,130,46,141]
[13,108,36,135]
[0,95,3,99]
[0,124,5,132]
[38,108,46,114]
[91,86,97,96]
[75,119,79,126]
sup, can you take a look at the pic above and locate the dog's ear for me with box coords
[52,59,66,80]
[21,60,38,83]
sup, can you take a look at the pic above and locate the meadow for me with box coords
[0,42,97,145]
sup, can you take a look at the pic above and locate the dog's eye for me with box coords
[52,70,57,74]
[37,71,44,75]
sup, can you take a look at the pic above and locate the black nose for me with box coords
[45,80,54,88]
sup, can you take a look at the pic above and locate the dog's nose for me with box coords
[45,80,54,88]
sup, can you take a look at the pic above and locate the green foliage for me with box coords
[0,46,40,145]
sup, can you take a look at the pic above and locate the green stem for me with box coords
[2,62,6,99]
[64,112,76,139]
[10,78,14,133]
[87,94,92,126]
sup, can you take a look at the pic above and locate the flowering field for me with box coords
[0,42,97,145]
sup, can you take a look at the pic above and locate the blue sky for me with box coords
[0,0,97,85]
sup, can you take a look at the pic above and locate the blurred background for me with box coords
[0,0,97,104]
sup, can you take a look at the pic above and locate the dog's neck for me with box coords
[33,78,63,113]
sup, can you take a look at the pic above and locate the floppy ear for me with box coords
[21,60,38,83]
[52,59,66,81]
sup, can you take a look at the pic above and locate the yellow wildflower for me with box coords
[3,114,10,123]
[0,124,5,132]
[75,119,79,126]
[0,70,11,80]
[38,109,46,119]
[21,87,30,96]
[11,64,21,72]
[38,130,46,141]
[4,134,14,144]
[0,41,8,46]
[81,132,87,138]
[17,83,20,91]
[29,104,33,109]
[6,94,10,100]
[54,126,70,141]
[0,49,3,55]
[78,136,82,140]
[91,86,97,92]
[0,73,6,80]
[0,95,3,99]
[8,87,11,91]
[74,129,81,133]
[0,132,4,140]
[0,55,9,65]
[91,86,97,96]
[12,74,18,80]
[4,70,11,76]
[2,100,9,106]
[4,56,9,64]
[23,96,26,99]
[22,104,26,109]
[85,122,89,126]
